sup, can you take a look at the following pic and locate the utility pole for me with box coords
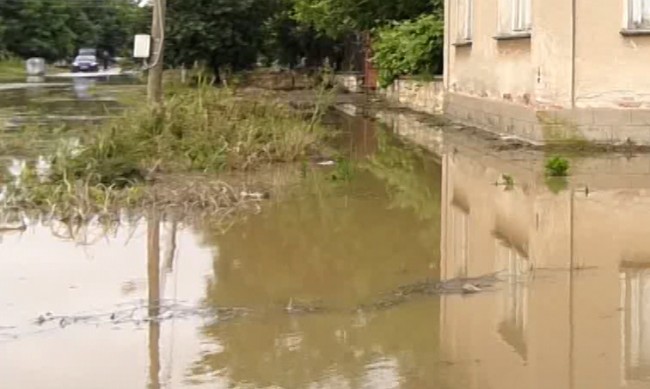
[147,0,166,106]
[147,213,161,389]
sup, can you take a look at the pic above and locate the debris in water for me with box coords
[284,298,324,314]
[240,191,270,200]
[462,283,482,294]
[8,158,26,178]
[317,160,336,166]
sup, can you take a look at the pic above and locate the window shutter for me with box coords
[457,0,467,40]
[631,0,643,26]
[467,0,473,39]
[524,0,532,29]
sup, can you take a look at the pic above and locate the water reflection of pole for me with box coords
[569,188,575,389]
[147,214,161,389]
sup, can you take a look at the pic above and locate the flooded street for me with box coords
[3,81,650,388]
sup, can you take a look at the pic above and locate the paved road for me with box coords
[48,67,124,78]
[0,82,69,91]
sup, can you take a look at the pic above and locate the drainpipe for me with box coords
[570,0,577,108]
[444,0,451,91]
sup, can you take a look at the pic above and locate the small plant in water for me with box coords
[499,174,514,190]
[545,156,570,177]
[329,158,355,182]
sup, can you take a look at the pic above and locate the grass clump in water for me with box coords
[545,156,570,177]
[3,84,328,219]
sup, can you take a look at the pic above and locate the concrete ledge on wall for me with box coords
[445,92,650,146]
[379,76,445,115]
[334,72,364,93]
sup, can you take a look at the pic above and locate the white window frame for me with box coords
[512,0,532,32]
[622,268,650,382]
[498,0,532,35]
[457,0,473,42]
[628,0,650,30]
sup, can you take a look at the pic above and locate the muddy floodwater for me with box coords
[3,80,650,388]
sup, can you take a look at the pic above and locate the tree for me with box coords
[292,0,437,38]
[260,0,343,69]
[165,0,276,79]
[0,0,147,61]
[372,14,444,87]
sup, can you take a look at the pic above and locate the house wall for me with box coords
[575,0,650,109]
[443,0,650,144]
[446,0,535,105]
[531,0,573,108]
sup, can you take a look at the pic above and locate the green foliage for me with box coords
[328,158,355,182]
[372,14,443,88]
[259,0,343,68]
[545,156,570,177]
[292,0,437,38]
[0,0,148,61]
[165,0,275,77]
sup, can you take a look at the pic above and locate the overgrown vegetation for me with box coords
[545,156,570,177]
[372,14,444,88]
[1,84,329,219]
[0,57,25,81]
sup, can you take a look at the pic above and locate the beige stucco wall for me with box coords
[531,0,573,108]
[445,0,573,108]
[438,142,650,389]
[445,0,535,106]
[443,0,650,144]
[445,0,650,109]
[575,0,650,108]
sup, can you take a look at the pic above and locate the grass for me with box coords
[1,83,330,220]
[0,58,25,81]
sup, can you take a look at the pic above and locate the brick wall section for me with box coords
[380,77,445,115]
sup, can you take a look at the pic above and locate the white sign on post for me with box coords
[133,34,151,58]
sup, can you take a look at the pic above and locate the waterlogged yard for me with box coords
[3,77,650,389]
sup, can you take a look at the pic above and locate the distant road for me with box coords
[0,82,69,91]
[49,67,124,78]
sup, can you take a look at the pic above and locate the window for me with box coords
[457,0,473,42]
[628,0,650,30]
[496,238,530,361]
[498,0,532,36]
[512,0,532,31]
[622,268,650,381]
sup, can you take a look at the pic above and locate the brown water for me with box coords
[3,90,650,388]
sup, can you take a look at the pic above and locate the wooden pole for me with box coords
[147,213,161,389]
[147,0,166,106]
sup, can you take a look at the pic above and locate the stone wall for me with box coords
[241,71,316,90]
[334,73,363,93]
[380,77,445,115]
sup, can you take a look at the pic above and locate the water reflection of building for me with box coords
[438,144,650,389]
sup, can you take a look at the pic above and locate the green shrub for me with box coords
[545,156,570,177]
[372,14,444,88]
